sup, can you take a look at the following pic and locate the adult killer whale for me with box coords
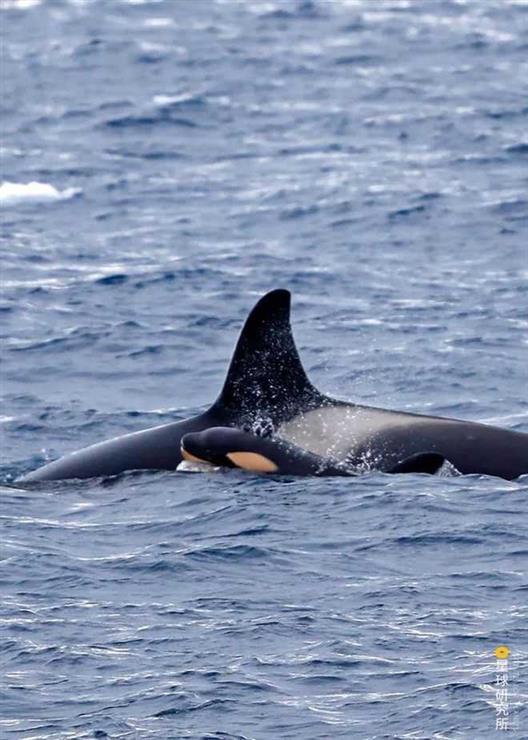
[22,289,528,482]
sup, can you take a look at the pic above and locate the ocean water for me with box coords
[1,0,527,737]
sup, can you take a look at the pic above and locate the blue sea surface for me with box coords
[1,0,527,738]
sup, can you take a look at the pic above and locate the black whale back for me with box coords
[20,289,528,482]
[21,289,325,481]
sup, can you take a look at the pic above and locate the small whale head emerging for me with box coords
[181,427,448,477]
[181,427,279,473]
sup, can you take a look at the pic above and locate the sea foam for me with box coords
[0,181,80,206]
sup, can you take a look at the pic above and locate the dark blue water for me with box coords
[1,0,527,737]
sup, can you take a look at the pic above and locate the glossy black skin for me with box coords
[22,409,221,482]
[21,289,528,482]
[302,400,528,480]
[182,427,446,476]
[22,287,315,482]
[181,427,350,475]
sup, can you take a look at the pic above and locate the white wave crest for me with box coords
[0,0,41,9]
[176,460,223,474]
[0,181,80,206]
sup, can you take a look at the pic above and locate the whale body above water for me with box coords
[21,289,528,482]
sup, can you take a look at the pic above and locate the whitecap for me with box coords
[0,0,41,9]
[143,17,173,28]
[0,181,80,206]
[176,460,220,474]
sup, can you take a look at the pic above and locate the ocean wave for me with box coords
[0,0,41,9]
[0,181,81,206]
[2,0,528,737]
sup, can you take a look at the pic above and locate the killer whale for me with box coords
[21,289,528,482]
[181,427,446,476]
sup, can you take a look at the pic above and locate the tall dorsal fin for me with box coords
[213,289,323,426]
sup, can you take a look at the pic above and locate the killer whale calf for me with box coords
[22,289,528,482]
[180,427,446,476]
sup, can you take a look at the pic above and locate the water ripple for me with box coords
[2,0,528,737]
